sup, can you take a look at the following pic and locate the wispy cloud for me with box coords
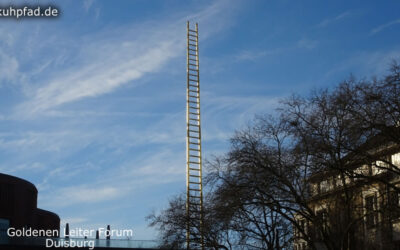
[370,18,400,35]
[41,185,123,208]
[18,38,182,115]
[234,37,318,63]
[16,0,236,117]
[297,38,318,50]
[83,0,95,12]
[322,48,400,82]
[316,11,351,28]
[0,50,19,83]
[38,146,185,208]
[234,49,282,61]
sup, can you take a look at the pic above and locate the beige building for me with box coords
[294,141,400,250]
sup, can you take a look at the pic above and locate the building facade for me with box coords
[294,143,400,250]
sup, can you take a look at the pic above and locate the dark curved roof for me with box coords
[35,208,60,221]
[0,173,37,193]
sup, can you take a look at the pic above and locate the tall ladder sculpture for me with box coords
[186,21,204,250]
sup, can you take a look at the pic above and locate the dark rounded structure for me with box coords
[0,173,60,233]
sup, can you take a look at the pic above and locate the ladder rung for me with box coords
[189,38,197,42]
[188,29,197,33]
[188,129,199,132]
[189,118,200,121]
[188,95,198,99]
[189,188,201,191]
[189,148,200,151]
[189,168,200,171]
[189,195,201,198]
[188,123,200,127]
[189,89,199,93]
[189,112,199,115]
[189,202,201,206]
[189,136,200,139]
[188,53,197,56]
[188,43,197,47]
[188,34,197,37]
[189,181,201,184]
[189,107,200,110]
[189,161,200,164]
[187,209,201,214]
[188,200,201,204]
[189,155,200,158]
[188,58,197,61]
[188,63,198,66]
[188,83,198,87]
[188,48,197,52]
[189,142,200,146]
[189,73,198,77]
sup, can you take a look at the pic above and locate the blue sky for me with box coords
[0,0,399,240]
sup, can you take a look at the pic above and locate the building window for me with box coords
[315,209,327,240]
[365,194,377,228]
[389,189,400,219]
[320,180,328,193]
[299,219,305,237]
[392,153,400,167]
[312,183,319,196]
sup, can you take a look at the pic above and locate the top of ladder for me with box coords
[187,21,198,32]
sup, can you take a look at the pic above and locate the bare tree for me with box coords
[149,62,400,250]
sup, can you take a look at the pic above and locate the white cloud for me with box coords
[316,11,352,28]
[234,49,278,61]
[38,147,185,208]
[370,19,400,35]
[83,0,95,12]
[16,0,236,117]
[297,38,318,50]
[322,48,400,82]
[0,50,19,83]
[41,185,123,208]
[20,39,181,115]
